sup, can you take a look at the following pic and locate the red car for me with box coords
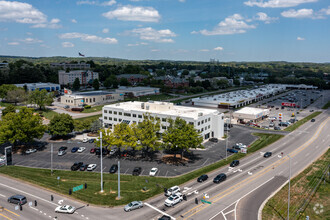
[90,148,96,153]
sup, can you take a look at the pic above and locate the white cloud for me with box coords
[281,8,323,19]
[214,46,224,51]
[71,19,77,23]
[199,49,210,52]
[20,38,43,44]
[62,42,75,47]
[103,5,161,22]
[0,1,47,24]
[58,32,118,44]
[320,6,330,15]
[102,28,109,33]
[179,0,186,2]
[198,14,256,35]
[77,0,116,6]
[254,12,278,23]
[8,42,19,45]
[151,49,160,52]
[128,27,176,43]
[244,0,318,8]
[297,37,305,40]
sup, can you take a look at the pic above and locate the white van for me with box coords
[165,186,180,197]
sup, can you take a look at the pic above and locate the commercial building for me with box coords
[51,62,90,69]
[102,101,224,140]
[61,91,123,107]
[115,87,160,97]
[58,70,99,86]
[192,84,286,109]
[233,107,270,123]
[15,82,60,92]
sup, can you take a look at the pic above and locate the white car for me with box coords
[82,138,88,143]
[149,168,158,176]
[87,164,97,171]
[165,193,183,207]
[25,149,37,154]
[77,147,86,153]
[55,205,75,214]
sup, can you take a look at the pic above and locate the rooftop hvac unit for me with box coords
[198,112,203,117]
[146,105,150,110]
[141,103,145,109]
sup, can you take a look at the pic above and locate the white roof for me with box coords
[234,107,265,115]
[104,101,221,120]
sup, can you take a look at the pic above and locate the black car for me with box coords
[80,164,88,171]
[8,195,27,205]
[197,174,208,182]
[71,162,83,171]
[132,167,142,176]
[95,148,108,156]
[158,215,171,220]
[311,119,315,122]
[264,152,272,158]
[88,139,95,143]
[274,126,281,130]
[230,160,240,167]
[213,173,227,183]
[209,138,218,143]
[109,164,118,174]
[59,146,67,151]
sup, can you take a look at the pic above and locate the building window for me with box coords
[133,114,137,118]
[109,111,112,114]
[119,112,122,115]
[162,126,166,130]
[119,119,122,122]
[208,118,211,121]
[208,125,210,129]
[198,122,200,126]
[138,115,142,118]
[124,113,131,117]
[201,120,204,124]
[205,126,207,130]
[114,111,117,115]
[93,98,95,102]
[104,110,107,113]
[201,128,204,132]
[189,122,194,125]
[114,118,117,121]
[109,117,112,120]
[104,116,108,120]
[109,124,112,129]
[162,118,166,122]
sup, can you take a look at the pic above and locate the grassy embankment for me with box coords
[0,133,283,206]
[284,111,322,132]
[262,149,329,220]
[322,101,330,109]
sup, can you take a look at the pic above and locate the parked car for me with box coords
[79,164,88,171]
[165,186,180,197]
[88,139,95,143]
[213,173,227,183]
[274,126,281,130]
[158,215,171,220]
[269,122,275,127]
[82,138,88,143]
[8,195,27,205]
[311,119,315,122]
[124,201,143,212]
[55,205,75,214]
[197,174,208,182]
[132,167,142,176]
[232,143,246,150]
[264,152,272,158]
[71,147,79,153]
[230,160,240,167]
[227,148,238,153]
[209,138,218,143]
[109,149,117,156]
[164,193,183,207]
[71,162,83,171]
[87,164,97,171]
[58,150,66,156]
[77,147,86,153]
[25,149,37,154]
[95,148,108,156]
[149,168,158,176]
[59,146,67,151]
[109,164,118,174]
[90,148,96,153]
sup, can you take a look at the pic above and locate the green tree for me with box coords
[0,107,46,145]
[48,113,74,137]
[0,84,17,99]
[90,120,102,133]
[2,104,16,116]
[6,88,27,105]
[136,115,161,157]
[162,117,203,159]
[92,78,100,90]
[28,89,54,110]
[119,77,130,86]
[74,120,85,133]
[233,79,240,86]
[104,75,118,88]
[73,78,80,91]
[216,79,229,89]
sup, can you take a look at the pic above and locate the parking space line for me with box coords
[124,168,129,174]
[0,213,12,220]
[0,193,5,197]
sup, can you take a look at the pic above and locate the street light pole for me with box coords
[118,160,121,199]
[51,144,53,175]
[225,105,229,160]
[100,131,103,193]
[287,155,291,220]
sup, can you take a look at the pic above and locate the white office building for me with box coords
[58,70,99,85]
[102,101,224,140]
[115,86,160,97]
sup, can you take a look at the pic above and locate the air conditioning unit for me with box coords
[198,112,203,117]
[141,103,145,109]
[146,105,150,110]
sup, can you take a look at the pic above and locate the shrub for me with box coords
[84,105,91,109]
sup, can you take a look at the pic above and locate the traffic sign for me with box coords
[201,199,211,204]
[73,184,84,192]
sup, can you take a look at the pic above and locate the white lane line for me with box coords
[294,161,298,165]
[223,209,235,215]
[221,211,228,220]
[316,145,319,149]
[44,213,47,215]
[49,216,52,218]
[124,168,129,174]
[306,153,310,157]
[234,199,240,220]
[29,206,39,211]
[201,158,210,166]
[0,193,5,197]
[0,183,58,207]
[144,203,176,220]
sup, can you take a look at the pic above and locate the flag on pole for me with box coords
[64,88,72,95]
[79,52,85,57]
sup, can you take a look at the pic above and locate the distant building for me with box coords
[102,101,224,141]
[14,82,60,92]
[58,70,99,86]
[0,63,9,69]
[233,107,270,123]
[115,87,160,97]
[116,74,147,85]
[50,62,90,70]
[61,91,123,107]
[155,76,189,88]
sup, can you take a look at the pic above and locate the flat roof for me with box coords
[234,107,265,115]
[104,101,221,120]
[65,90,115,98]
[15,82,60,87]
[115,87,159,92]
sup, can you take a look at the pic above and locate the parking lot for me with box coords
[12,125,260,177]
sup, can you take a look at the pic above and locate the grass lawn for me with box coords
[284,111,322,132]
[322,101,330,109]
[81,105,104,113]
[262,149,329,220]
[0,133,283,206]
[38,109,59,120]
[74,114,102,122]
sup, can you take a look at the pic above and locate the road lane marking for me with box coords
[183,118,329,219]
[0,193,5,197]
[0,213,12,220]
[306,153,310,157]
[4,209,19,217]
[144,202,176,220]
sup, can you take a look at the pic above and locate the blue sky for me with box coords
[0,0,329,62]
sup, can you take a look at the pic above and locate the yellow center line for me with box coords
[4,209,19,217]
[182,117,329,219]
[0,213,12,220]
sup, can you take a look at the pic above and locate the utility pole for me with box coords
[100,131,103,193]
[287,155,291,220]
[225,104,229,159]
[118,160,121,199]
[51,144,53,175]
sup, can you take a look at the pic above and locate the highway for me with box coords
[0,110,328,220]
